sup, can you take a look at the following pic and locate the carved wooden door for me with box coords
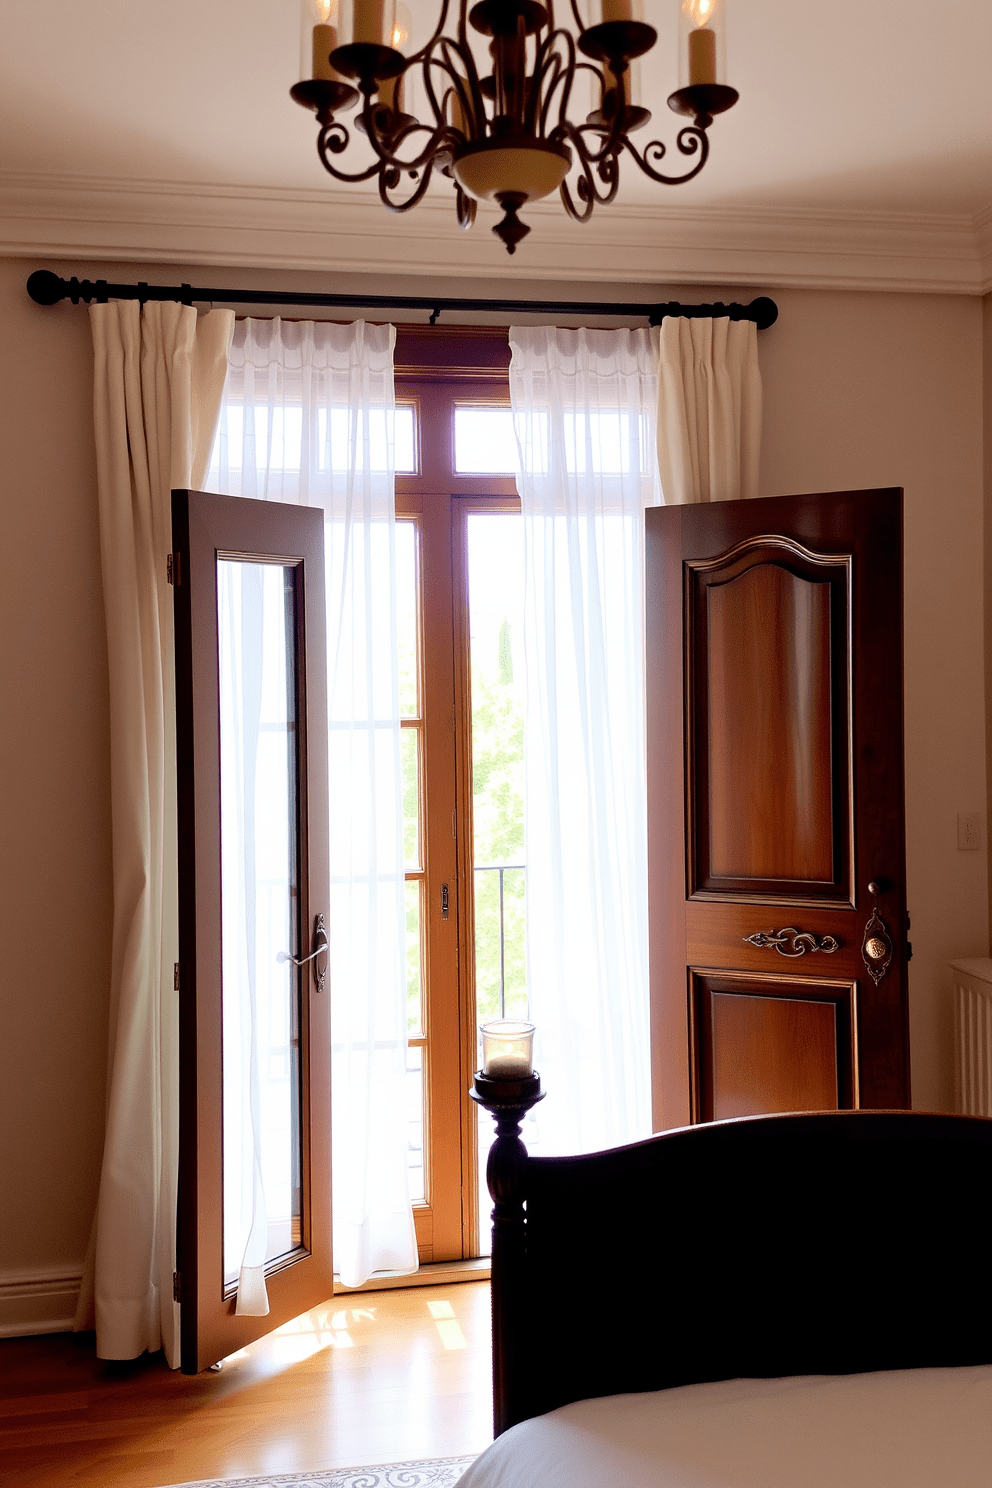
[646,489,909,1129]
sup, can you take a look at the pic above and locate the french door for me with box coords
[393,329,524,1261]
[173,489,332,1372]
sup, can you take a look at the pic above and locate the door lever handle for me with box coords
[277,913,328,993]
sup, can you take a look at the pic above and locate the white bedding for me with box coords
[458,1366,992,1488]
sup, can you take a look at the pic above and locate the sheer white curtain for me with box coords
[209,317,417,1290]
[656,316,762,504]
[77,301,234,1363]
[508,327,661,1156]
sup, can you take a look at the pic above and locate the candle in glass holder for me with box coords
[681,0,725,89]
[481,1019,535,1079]
[303,0,345,83]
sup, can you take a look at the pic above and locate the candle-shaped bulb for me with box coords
[679,0,726,89]
[391,1,411,49]
[303,0,340,81]
[353,0,396,45]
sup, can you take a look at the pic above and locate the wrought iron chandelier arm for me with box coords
[553,117,621,207]
[540,35,627,169]
[357,85,453,174]
[527,26,575,137]
[455,184,477,229]
[316,122,382,183]
[555,122,619,222]
[379,159,437,214]
[409,0,453,64]
[623,124,710,186]
[427,37,484,136]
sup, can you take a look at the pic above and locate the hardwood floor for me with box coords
[0,1281,493,1487]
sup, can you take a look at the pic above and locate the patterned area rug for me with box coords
[164,1456,477,1488]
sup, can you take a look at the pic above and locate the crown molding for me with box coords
[0,171,988,296]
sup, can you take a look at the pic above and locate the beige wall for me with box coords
[759,289,988,1112]
[0,258,112,1307]
[985,293,992,950]
[0,258,986,1324]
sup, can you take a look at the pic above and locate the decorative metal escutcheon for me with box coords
[743,928,841,957]
[862,881,894,985]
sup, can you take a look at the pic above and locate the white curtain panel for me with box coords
[209,318,417,1291]
[656,316,762,504]
[508,326,660,1156]
[78,300,234,1364]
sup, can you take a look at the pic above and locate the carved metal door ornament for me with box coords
[743,928,841,957]
[861,881,893,985]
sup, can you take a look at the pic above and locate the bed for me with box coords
[460,1105,992,1487]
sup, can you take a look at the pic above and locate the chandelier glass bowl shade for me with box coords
[291,0,738,254]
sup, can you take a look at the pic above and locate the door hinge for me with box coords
[167,551,182,586]
[173,1270,181,1303]
[174,962,181,991]
[441,883,450,920]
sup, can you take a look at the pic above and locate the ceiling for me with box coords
[2,0,990,292]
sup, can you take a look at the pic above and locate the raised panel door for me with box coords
[647,490,908,1128]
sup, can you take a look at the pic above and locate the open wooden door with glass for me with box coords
[173,488,331,1373]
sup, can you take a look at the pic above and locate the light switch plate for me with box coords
[958,812,981,850]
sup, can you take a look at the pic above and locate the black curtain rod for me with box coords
[26,270,777,331]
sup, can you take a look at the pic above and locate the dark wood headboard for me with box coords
[488,1111,992,1435]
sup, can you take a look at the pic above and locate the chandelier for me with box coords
[291,0,737,254]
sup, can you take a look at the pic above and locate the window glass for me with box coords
[406,1041,425,1203]
[454,406,518,474]
[396,520,418,717]
[208,402,415,479]
[394,404,417,474]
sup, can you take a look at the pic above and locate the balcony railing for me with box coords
[474,863,525,1020]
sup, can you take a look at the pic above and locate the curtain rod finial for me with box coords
[27,269,65,306]
[750,296,778,330]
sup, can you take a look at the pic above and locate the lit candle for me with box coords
[353,0,395,45]
[480,1019,536,1079]
[688,26,717,85]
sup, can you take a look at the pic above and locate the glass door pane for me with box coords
[397,518,427,1211]
[217,559,304,1294]
[465,513,527,1249]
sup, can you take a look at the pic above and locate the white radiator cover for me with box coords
[951,958,992,1116]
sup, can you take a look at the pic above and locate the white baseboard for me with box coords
[0,1266,82,1338]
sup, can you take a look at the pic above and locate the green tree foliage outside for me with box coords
[472,620,527,1023]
